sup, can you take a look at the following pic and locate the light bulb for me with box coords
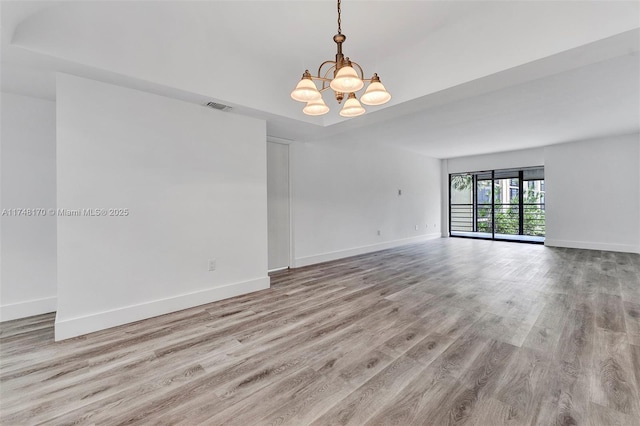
[340,93,365,117]
[330,66,364,93]
[361,81,391,106]
[303,98,330,116]
[291,75,321,102]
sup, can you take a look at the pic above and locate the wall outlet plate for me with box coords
[208,259,216,271]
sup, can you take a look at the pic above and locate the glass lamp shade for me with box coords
[303,98,330,116]
[291,78,321,102]
[330,66,364,93]
[339,95,366,117]
[361,81,391,106]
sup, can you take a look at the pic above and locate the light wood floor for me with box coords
[2,238,640,425]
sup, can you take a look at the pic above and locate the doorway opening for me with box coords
[267,141,291,271]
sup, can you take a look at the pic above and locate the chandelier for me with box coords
[290,0,391,117]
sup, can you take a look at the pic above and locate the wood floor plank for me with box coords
[522,325,561,354]
[556,303,596,374]
[472,312,533,348]
[588,402,639,426]
[596,293,627,333]
[183,367,322,425]
[255,374,352,425]
[589,329,640,417]
[381,322,433,356]
[631,344,640,401]
[1,239,639,425]
[420,305,482,340]
[466,397,515,426]
[428,339,516,425]
[494,347,550,424]
[360,363,465,426]
[623,301,640,346]
[537,365,591,426]
[404,332,455,367]
[309,355,425,426]
[426,326,492,381]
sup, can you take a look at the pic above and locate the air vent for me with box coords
[205,101,232,112]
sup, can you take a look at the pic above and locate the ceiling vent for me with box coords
[206,101,232,112]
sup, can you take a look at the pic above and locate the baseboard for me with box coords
[544,238,640,254]
[0,296,57,322]
[294,233,442,268]
[54,276,270,341]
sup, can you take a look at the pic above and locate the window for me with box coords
[450,166,545,242]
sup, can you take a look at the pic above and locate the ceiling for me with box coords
[1,1,639,159]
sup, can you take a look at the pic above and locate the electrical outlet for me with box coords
[398,189,402,196]
[377,230,381,236]
[208,259,216,271]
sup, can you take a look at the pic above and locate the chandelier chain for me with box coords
[337,0,342,34]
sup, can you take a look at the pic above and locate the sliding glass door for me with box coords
[522,169,545,238]
[449,167,545,242]
[476,172,494,236]
[494,169,520,240]
[450,174,473,233]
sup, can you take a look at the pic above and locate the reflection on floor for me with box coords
[451,231,545,243]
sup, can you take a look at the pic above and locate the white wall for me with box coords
[0,92,57,321]
[55,74,269,340]
[545,133,640,253]
[291,140,441,267]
